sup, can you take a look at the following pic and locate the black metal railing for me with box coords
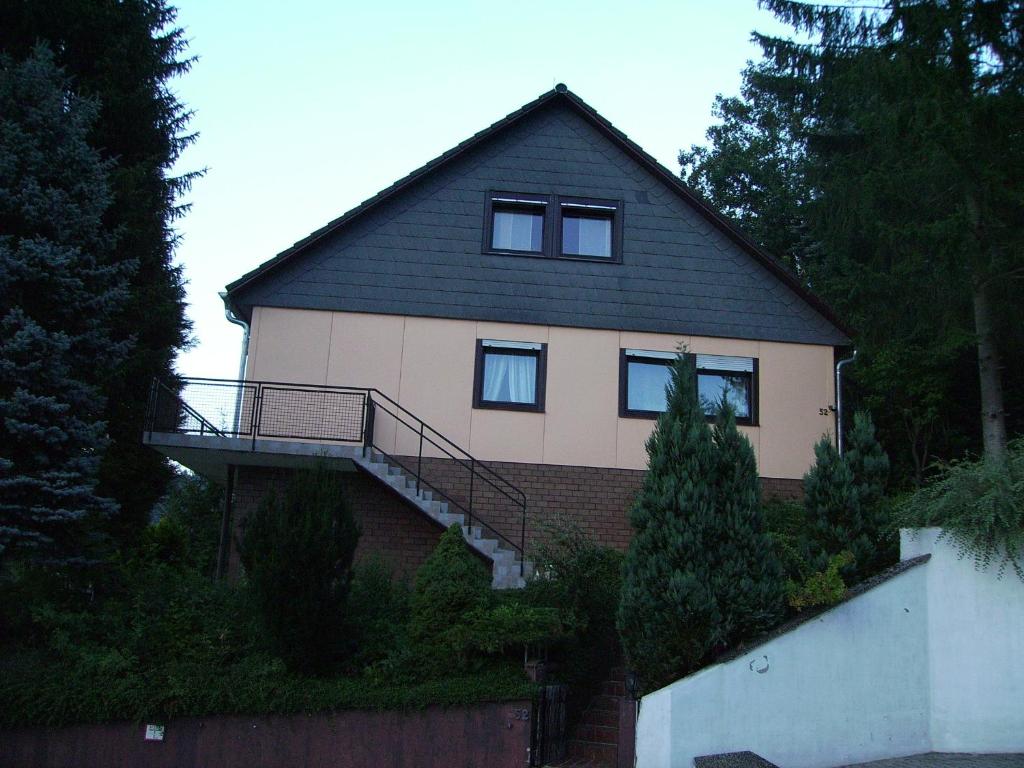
[145,377,528,571]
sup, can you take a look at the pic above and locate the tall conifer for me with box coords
[618,355,785,692]
[0,48,129,565]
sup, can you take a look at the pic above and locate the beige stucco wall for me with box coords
[245,307,837,478]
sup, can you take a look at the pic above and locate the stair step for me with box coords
[574,724,618,746]
[586,695,620,713]
[566,740,617,766]
[580,708,619,728]
[602,680,626,697]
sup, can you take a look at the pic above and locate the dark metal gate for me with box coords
[530,684,568,766]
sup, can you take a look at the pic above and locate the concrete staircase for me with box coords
[355,449,533,589]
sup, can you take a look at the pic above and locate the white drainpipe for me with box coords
[835,349,857,455]
[220,292,250,431]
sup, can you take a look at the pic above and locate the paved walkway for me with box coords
[842,754,1024,768]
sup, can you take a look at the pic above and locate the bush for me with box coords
[895,439,1024,580]
[787,551,854,611]
[405,525,559,680]
[149,472,223,576]
[525,517,623,687]
[345,556,410,672]
[239,465,361,674]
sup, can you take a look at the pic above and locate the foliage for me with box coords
[787,551,854,611]
[681,60,813,273]
[239,466,361,674]
[0,0,200,544]
[709,403,788,639]
[896,439,1024,580]
[803,412,892,583]
[682,0,1024,477]
[617,353,786,692]
[149,472,223,576]
[0,47,130,567]
[526,516,624,687]
[345,556,411,672]
[0,557,532,727]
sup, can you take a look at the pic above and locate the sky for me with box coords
[169,0,792,380]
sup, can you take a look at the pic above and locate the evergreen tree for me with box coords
[617,355,785,692]
[802,436,860,578]
[0,48,130,565]
[709,404,787,643]
[681,1,1024,478]
[0,1,199,543]
[802,412,891,582]
[238,465,361,674]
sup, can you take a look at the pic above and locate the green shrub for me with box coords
[150,472,223,576]
[407,525,492,673]
[345,556,410,672]
[526,517,623,686]
[787,551,854,611]
[239,465,361,674]
[895,439,1024,580]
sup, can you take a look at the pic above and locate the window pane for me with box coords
[482,352,538,404]
[492,210,543,252]
[562,215,612,257]
[698,373,751,418]
[627,360,671,412]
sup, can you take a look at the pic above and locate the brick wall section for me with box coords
[228,463,805,580]
[229,466,444,580]
[396,457,804,554]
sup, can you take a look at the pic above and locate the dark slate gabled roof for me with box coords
[226,85,851,346]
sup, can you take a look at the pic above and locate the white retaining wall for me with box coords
[635,528,1024,768]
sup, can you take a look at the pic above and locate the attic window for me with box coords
[560,201,615,258]
[487,194,548,254]
[483,192,622,262]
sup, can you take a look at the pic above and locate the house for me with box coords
[144,84,850,588]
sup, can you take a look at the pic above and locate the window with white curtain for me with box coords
[484,192,622,261]
[619,350,758,423]
[474,340,546,411]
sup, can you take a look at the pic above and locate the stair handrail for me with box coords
[145,376,529,569]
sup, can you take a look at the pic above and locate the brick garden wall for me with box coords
[0,702,533,768]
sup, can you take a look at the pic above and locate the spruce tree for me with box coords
[618,355,786,691]
[802,412,890,582]
[0,48,129,565]
[0,1,199,543]
[709,404,787,645]
[618,354,719,691]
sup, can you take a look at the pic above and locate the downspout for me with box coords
[217,293,249,581]
[835,349,857,455]
[220,291,250,385]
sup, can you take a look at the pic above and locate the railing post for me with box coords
[416,422,424,494]
[362,394,375,457]
[468,458,475,530]
[251,384,261,452]
[520,501,527,578]
[145,379,158,439]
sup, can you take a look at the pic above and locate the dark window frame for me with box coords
[482,192,552,256]
[473,339,548,413]
[482,191,623,262]
[618,350,759,426]
[555,195,624,263]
